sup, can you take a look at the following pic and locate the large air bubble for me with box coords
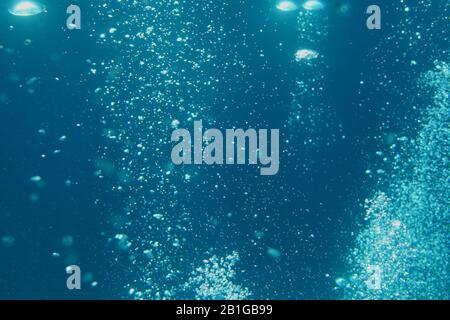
[8,1,45,16]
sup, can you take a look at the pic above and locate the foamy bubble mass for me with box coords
[342,62,449,300]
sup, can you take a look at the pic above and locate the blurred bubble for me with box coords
[8,1,46,17]
[267,247,282,259]
[336,2,351,15]
[302,1,324,11]
[1,235,16,248]
[62,235,74,247]
[276,1,298,12]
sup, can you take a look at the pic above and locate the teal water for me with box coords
[0,0,448,299]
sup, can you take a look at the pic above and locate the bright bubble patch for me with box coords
[295,49,319,62]
[8,1,45,16]
[302,0,324,11]
[276,1,298,12]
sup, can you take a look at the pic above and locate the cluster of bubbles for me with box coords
[341,62,449,299]
[94,0,449,300]
[284,0,339,170]
[127,251,250,300]
[182,251,251,300]
[91,1,253,299]
[335,0,449,300]
[6,0,447,300]
[276,0,327,69]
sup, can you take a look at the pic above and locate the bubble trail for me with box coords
[287,2,336,149]
[92,1,251,299]
[343,62,450,300]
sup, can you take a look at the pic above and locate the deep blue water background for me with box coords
[0,1,444,299]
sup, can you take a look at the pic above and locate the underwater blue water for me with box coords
[0,0,448,299]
